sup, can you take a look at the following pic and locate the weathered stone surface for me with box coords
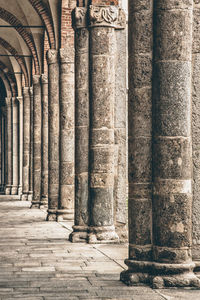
[70,19,89,241]
[153,62,191,137]
[46,50,60,220]
[114,27,127,232]
[32,75,42,207]
[11,98,19,195]
[22,88,31,198]
[192,50,200,257]
[58,46,75,221]
[5,98,12,195]
[154,10,192,61]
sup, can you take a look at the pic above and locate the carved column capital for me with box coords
[74,7,87,29]
[22,86,30,97]
[32,74,41,86]
[89,5,126,29]
[41,74,48,84]
[46,49,58,65]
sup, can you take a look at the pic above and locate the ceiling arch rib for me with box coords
[28,0,56,49]
[0,61,17,97]
[0,7,40,75]
[0,37,29,87]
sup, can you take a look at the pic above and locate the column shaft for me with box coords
[5,97,12,195]
[57,46,75,221]
[88,5,121,243]
[11,97,19,195]
[32,75,42,207]
[70,7,89,242]
[41,74,48,207]
[122,0,200,288]
[46,50,60,220]
[0,113,2,189]
[22,87,31,200]
[17,97,23,196]
[28,87,33,201]
[1,114,5,190]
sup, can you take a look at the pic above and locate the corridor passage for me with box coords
[0,199,199,300]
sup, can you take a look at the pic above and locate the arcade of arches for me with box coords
[1,0,200,290]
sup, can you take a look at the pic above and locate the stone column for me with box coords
[5,97,12,195]
[22,87,31,201]
[17,97,23,196]
[46,49,60,221]
[57,47,74,221]
[0,113,2,189]
[121,0,153,282]
[11,97,19,195]
[31,75,42,208]
[69,7,89,242]
[28,87,33,201]
[1,113,5,190]
[122,0,200,288]
[40,74,48,207]
[88,5,123,243]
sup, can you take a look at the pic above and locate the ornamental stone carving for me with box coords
[46,49,58,65]
[74,7,87,29]
[89,5,126,29]
[41,74,48,84]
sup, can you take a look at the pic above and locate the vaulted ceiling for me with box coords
[0,0,59,98]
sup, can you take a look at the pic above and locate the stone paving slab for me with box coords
[0,200,200,299]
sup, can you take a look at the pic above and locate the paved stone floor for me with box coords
[0,198,200,299]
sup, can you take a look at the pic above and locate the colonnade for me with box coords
[1,0,200,289]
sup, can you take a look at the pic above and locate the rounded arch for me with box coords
[0,7,40,75]
[28,0,56,49]
[0,37,29,86]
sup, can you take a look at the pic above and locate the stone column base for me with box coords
[56,209,74,222]
[28,192,33,201]
[40,196,48,208]
[69,225,88,243]
[21,193,28,201]
[121,260,200,288]
[11,186,18,195]
[88,225,119,244]
[5,186,11,195]
[30,200,40,208]
[18,186,22,196]
[46,209,57,221]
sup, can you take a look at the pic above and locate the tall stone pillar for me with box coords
[88,5,122,243]
[1,113,5,190]
[0,113,2,189]
[121,0,200,288]
[11,97,19,195]
[5,97,12,195]
[17,97,23,196]
[57,47,75,221]
[40,74,48,207]
[31,75,42,208]
[28,87,33,201]
[70,7,89,242]
[46,49,60,221]
[22,87,31,201]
